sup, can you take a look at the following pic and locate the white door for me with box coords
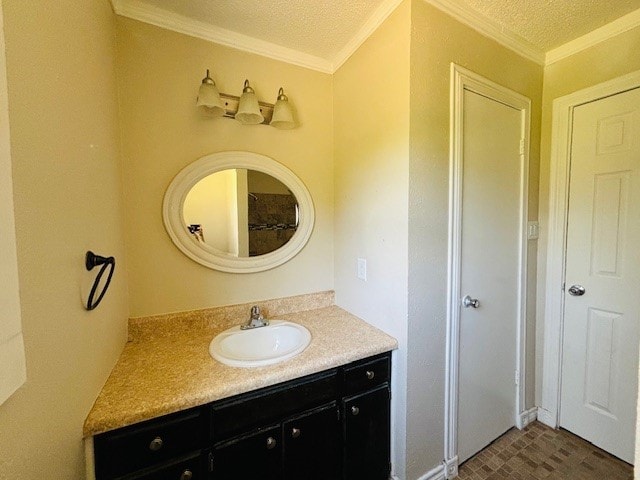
[458,89,524,462]
[560,87,640,464]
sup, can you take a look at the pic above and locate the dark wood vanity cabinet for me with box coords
[93,352,391,480]
[211,403,341,480]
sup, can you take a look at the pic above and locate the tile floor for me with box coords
[457,421,633,480]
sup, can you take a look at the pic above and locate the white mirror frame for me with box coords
[163,151,314,273]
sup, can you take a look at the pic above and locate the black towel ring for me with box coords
[85,251,115,311]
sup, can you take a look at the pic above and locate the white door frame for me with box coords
[444,64,531,478]
[539,69,640,428]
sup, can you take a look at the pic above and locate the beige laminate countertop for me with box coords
[83,305,397,437]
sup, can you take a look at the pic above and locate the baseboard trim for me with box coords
[517,407,538,429]
[537,407,557,428]
[417,462,447,480]
[444,456,459,478]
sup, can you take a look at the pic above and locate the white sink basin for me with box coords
[209,320,311,368]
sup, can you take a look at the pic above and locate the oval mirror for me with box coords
[163,152,314,273]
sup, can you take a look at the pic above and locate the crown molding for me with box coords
[111,0,639,74]
[331,0,404,72]
[111,0,333,74]
[545,7,640,65]
[422,0,545,65]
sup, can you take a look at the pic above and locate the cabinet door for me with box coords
[343,385,390,480]
[211,426,281,480]
[283,403,340,480]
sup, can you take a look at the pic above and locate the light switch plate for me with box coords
[357,258,367,281]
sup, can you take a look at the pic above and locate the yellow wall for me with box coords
[407,2,543,477]
[116,18,334,317]
[333,2,411,477]
[536,25,640,405]
[0,0,26,406]
[0,0,129,478]
[183,170,237,253]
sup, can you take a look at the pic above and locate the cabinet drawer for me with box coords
[118,452,205,480]
[343,354,390,396]
[94,408,208,479]
[212,370,338,440]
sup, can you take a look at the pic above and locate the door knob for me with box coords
[291,427,301,438]
[568,285,586,296]
[462,295,480,308]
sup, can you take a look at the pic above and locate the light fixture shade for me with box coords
[270,87,295,129]
[235,80,264,125]
[196,70,225,116]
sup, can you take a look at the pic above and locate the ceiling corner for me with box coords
[545,7,640,66]
[331,0,405,73]
[114,0,333,74]
[422,0,546,65]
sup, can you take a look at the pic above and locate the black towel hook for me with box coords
[85,251,115,311]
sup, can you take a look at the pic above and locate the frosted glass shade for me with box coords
[235,80,264,125]
[196,71,225,116]
[270,88,295,129]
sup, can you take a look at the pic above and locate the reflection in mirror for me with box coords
[183,169,299,257]
[163,151,314,273]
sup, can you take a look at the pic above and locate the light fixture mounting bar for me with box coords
[219,92,274,124]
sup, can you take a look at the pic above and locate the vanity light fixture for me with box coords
[236,80,264,125]
[270,88,295,130]
[196,69,225,116]
[196,71,296,129]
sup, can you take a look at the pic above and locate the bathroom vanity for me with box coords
[84,297,397,480]
[93,352,391,480]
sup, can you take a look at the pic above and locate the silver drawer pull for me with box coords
[266,436,277,449]
[351,406,360,416]
[149,436,163,451]
[366,370,375,380]
[291,427,301,438]
[179,469,193,480]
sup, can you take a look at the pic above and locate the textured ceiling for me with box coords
[136,0,389,60]
[131,0,640,63]
[461,0,640,50]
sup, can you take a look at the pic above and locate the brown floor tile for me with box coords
[458,422,633,480]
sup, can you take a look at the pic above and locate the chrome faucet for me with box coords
[241,305,269,330]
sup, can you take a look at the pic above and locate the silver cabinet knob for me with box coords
[462,295,480,308]
[366,370,375,380]
[291,427,301,438]
[568,285,586,296]
[351,406,360,416]
[149,436,163,451]
[180,470,193,480]
[266,436,277,449]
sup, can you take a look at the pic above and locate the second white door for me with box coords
[560,86,640,464]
